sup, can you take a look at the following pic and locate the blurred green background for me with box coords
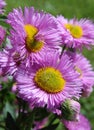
[5,0,94,129]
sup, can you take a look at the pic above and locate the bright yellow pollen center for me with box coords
[24,24,44,52]
[75,66,82,78]
[34,67,66,93]
[65,24,83,38]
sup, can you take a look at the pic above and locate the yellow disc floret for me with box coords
[65,23,83,38]
[34,67,66,93]
[24,24,44,52]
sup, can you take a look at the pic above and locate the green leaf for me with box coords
[3,102,16,119]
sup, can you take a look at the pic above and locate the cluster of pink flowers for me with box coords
[0,2,94,130]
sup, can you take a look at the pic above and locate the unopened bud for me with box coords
[61,99,80,121]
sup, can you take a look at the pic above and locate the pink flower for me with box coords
[16,50,82,111]
[7,7,62,66]
[69,52,94,97]
[63,114,91,130]
[57,16,94,49]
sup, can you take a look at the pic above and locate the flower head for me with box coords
[63,114,91,130]
[0,49,20,76]
[0,0,6,14]
[7,7,61,66]
[69,52,94,97]
[57,16,94,49]
[16,50,82,111]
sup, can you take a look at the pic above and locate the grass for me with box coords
[4,0,94,129]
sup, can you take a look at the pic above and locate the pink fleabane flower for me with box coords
[16,50,82,111]
[0,49,20,76]
[7,7,61,66]
[63,114,91,130]
[0,0,6,14]
[57,16,94,49]
[70,52,94,97]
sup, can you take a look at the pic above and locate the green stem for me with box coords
[48,114,58,126]
[24,108,36,130]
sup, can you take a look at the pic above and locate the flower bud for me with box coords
[61,99,80,121]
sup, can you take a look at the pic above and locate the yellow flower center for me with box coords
[75,66,82,78]
[34,67,66,93]
[24,24,44,52]
[65,23,83,38]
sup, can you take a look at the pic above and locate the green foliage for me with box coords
[5,0,94,19]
